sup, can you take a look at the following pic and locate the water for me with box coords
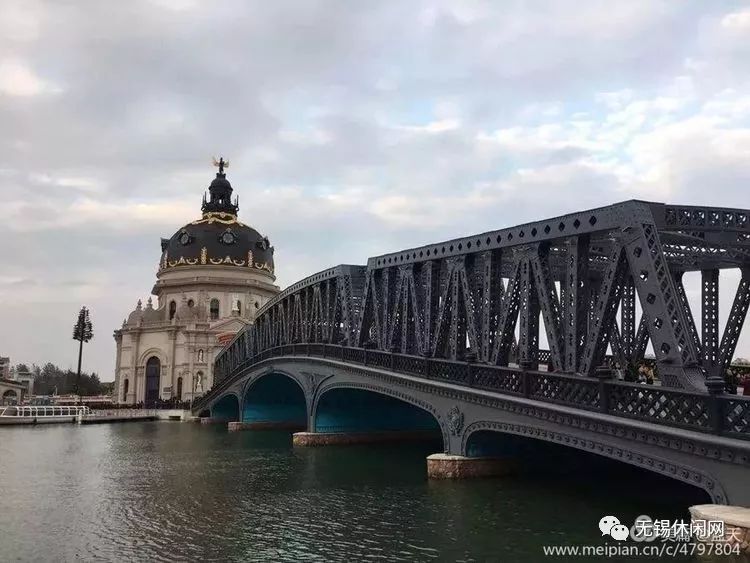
[0,422,736,562]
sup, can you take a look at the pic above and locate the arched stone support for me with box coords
[201,356,750,506]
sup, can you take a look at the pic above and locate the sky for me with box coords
[1,0,750,380]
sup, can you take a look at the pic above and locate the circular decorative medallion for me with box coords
[221,229,236,245]
[178,231,191,245]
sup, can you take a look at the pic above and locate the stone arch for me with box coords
[313,382,447,449]
[138,347,167,367]
[2,389,18,405]
[461,421,726,504]
[241,370,308,428]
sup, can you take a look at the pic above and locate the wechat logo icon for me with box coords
[599,515,629,541]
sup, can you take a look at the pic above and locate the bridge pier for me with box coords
[690,505,750,553]
[292,430,437,447]
[228,421,306,432]
[426,453,516,479]
[200,417,230,425]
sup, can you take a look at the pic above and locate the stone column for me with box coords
[131,329,141,404]
[186,333,195,401]
[113,333,122,403]
[169,329,177,398]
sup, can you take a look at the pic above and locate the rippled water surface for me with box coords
[0,422,721,562]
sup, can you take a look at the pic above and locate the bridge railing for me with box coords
[195,343,750,441]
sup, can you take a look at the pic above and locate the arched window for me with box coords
[169,300,176,320]
[236,300,242,315]
[123,378,129,402]
[210,298,220,320]
[187,299,194,308]
[176,377,183,401]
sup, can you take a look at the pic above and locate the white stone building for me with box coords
[113,162,279,405]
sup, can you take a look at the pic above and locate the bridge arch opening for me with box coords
[465,430,713,505]
[211,394,240,421]
[314,387,442,444]
[242,373,307,428]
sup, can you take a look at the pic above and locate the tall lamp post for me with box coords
[72,306,94,405]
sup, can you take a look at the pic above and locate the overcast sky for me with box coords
[2,1,750,379]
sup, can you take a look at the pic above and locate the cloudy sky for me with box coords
[2,0,750,379]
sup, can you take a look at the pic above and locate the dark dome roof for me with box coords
[160,216,274,274]
[158,164,274,276]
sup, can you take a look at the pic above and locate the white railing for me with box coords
[0,405,91,417]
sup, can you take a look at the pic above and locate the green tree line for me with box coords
[15,363,105,396]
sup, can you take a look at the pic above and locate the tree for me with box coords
[72,306,94,402]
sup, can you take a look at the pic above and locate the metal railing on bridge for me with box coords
[197,343,750,440]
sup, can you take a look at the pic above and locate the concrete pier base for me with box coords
[426,454,516,479]
[228,421,306,432]
[292,430,437,447]
[199,417,230,425]
[690,505,750,553]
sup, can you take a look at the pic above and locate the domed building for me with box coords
[113,161,279,406]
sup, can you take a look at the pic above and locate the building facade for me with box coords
[13,370,34,397]
[0,378,26,405]
[113,163,279,405]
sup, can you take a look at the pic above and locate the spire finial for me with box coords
[212,156,229,175]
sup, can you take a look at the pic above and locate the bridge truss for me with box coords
[215,201,750,390]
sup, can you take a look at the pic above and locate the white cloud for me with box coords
[0,59,51,97]
[721,8,750,31]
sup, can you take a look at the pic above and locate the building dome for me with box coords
[126,299,143,326]
[158,164,275,276]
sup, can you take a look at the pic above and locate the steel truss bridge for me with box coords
[194,200,750,505]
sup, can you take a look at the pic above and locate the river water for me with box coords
[0,422,736,562]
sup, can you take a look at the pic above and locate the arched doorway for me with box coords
[176,377,183,401]
[2,390,18,405]
[145,357,161,407]
[122,379,129,402]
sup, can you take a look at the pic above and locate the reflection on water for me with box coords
[0,422,720,562]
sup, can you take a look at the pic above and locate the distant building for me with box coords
[0,356,10,380]
[113,162,280,406]
[0,378,26,405]
[13,370,34,397]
